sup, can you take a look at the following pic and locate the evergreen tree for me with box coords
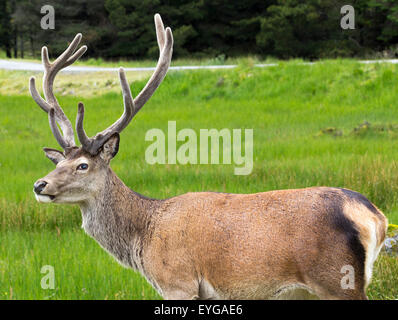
[0,0,397,60]
[0,0,12,57]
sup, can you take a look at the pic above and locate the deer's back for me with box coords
[144,186,386,299]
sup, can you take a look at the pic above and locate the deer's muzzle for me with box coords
[34,180,47,194]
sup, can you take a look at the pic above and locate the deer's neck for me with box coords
[79,169,162,273]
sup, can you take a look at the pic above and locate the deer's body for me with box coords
[80,166,387,300]
[30,14,388,300]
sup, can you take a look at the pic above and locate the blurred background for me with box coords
[0,0,398,61]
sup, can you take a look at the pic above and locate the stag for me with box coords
[31,14,387,300]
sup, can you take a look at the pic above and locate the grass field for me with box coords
[1,59,398,299]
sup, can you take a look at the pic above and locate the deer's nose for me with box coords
[34,181,48,194]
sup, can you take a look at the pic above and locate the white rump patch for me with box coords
[364,220,380,287]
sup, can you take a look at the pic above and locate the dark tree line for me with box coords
[1,0,398,60]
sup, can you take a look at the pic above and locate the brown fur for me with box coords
[34,150,387,300]
[146,186,386,299]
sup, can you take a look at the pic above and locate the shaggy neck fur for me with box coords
[79,168,163,274]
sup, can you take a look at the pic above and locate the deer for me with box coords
[30,14,387,300]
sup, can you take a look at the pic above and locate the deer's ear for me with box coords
[43,148,65,164]
[100,133,120,163]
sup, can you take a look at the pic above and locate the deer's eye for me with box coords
[77,163,88,171]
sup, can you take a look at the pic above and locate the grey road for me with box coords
[0,59,261,73]
[0,59,396,73]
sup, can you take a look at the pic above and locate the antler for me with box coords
[30,34,87,149]
[76,13,173,155]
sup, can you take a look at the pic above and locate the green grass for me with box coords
[1,59,398,299]
[0,230,160,300]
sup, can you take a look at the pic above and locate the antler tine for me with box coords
[155,13,166,51]
[77,14,173,155]
[103,68,135,134]
[30,34,87,150]
[76,68,135,154]
[133,14,173,113]
[50,34,84,72]
[48,108,69,149]
[41,47,51,69]
[76,102,91,149]
[29,77,51,113]
[97,68,135,149]
[42,34,86,102]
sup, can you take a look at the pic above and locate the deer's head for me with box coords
[31,14,173,204]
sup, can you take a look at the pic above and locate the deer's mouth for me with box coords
[34,193,56,203]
